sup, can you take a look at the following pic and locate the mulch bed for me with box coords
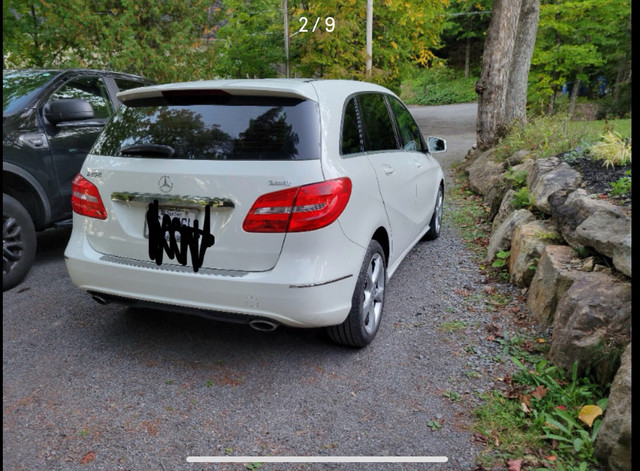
[560,155,632,209]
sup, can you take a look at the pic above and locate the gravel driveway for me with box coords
[4,103,526,470]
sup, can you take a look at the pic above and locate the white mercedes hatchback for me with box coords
[64,79,445,347]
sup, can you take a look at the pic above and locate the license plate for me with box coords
[144,206,198,241]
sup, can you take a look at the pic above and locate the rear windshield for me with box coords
[92,94,321,160]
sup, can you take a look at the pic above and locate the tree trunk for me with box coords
[464,37,470,79]
[569,68,582,117]
[504,0,540,126]
[475,0,522,150]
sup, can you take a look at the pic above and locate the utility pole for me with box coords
[366,0,373,78]
[283,0,290,78]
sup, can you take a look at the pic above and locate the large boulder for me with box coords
[527,158,582,214]
[548,189,627,248]
[486,209,536,263]
[508,220,561,288]
[466,150,507,195]
[492,189,517,233]
[505,149,531,166]
[574,211,632,277]
[595,344,631,471]
[527,245,583,324]
[548,273,631,384]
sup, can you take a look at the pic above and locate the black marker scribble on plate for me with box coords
[146,200,215,272]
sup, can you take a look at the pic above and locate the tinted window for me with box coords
[358,94,398,152]
[49,76,112,120]
[3,70,57,114]
[92,95,321,161]
[114,78,150,92]
[388,97,425,152]
[341,98,363,155]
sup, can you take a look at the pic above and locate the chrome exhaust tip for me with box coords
[249,319,279,332]
[91,294,109,305]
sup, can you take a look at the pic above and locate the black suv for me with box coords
[3,69,153,291]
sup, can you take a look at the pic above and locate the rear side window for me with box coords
[92,94,321,161]
[341,98,363,155]
[358,94,399,152]
[388,96,426,152]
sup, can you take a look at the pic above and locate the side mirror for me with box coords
[44,99,95,124]
[427,136,447,153]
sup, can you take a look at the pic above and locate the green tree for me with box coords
[530,0,631,116]
[4,0,55,68]
[439,0,492,78]
[290,0,448,90]
[209,0,285,78]
[3,0,217,83]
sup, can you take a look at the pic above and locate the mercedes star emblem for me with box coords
[158,175,173,193]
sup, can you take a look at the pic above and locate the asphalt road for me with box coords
[4,103,526,471]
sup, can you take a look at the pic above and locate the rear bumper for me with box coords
[64,225,365,328]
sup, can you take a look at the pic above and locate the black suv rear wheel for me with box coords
[3,194,37,291]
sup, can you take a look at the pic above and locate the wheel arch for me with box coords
[2,163,51,228]
[371,226,390,264]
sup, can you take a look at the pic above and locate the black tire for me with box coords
[3,194,37,291]
[327,240,386,347]
[423,184,443,241]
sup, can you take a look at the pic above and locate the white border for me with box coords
[187,456,448,463]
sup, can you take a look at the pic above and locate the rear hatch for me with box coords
[82,83,323,272]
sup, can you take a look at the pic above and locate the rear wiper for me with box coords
[120,144,175,158]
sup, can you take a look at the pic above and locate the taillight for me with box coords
[71,174,107,220]
[243,177,352,233]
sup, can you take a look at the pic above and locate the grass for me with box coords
[445,167,492,256]
[493,115,631,162]
[400,67,478,105]
[439,320,468,333]
[471,334,608,470]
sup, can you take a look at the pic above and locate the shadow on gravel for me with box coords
[35,226,72,262]
[100,305,351,357]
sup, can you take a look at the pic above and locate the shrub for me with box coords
[590,131,631,168]
[401,67,477,105]
[609,170,631,198]
[511,187,535,209]
[504,168,528,190]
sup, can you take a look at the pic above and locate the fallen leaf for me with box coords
[578,405,603,427]
[520,402,531,414]
[507,459,522,471]
[473,432,488,444]
[81,451,96,464]
[519,394,531,407]
[531,385,547,399]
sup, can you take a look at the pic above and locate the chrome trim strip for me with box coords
[99,254,248,277]
[289,274,353,288]
[110,192,234,209]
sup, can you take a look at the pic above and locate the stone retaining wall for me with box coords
[462,149,631,471]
